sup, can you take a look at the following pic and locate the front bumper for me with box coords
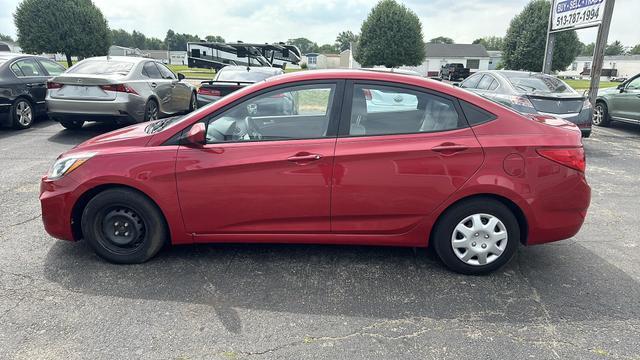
[40,175,81,241]
[46,93,146,123]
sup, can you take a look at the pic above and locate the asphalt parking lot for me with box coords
[1,119,639,359]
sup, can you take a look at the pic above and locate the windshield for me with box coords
[503,73,575,94]
[68,60,133,75]
[216,70,275,82]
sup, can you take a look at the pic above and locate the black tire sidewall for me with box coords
[189,93,197,112]
[60,119,84,130]
[11,99,33,129]
[432,199,520,275]
[81,188,167,264]
[144,99,158,121]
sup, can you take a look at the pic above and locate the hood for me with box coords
[72,121,153,152]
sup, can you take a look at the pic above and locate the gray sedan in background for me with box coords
[459,70,593,137]
[46,56,197,129]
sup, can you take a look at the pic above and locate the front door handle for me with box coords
[432,143,469,155]
[287,153,322,162]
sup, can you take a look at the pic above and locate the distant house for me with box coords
[558,55,640,80]
[108,45,148,58]
[411,43,490,77]
[145,50,187,65]
[303,53,341,69]
[0,41,22,53]
[487,51,503,70]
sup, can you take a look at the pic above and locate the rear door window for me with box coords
[477,75,496,90]
[142,62,162,79]
[10,58,43,77]
[461,74,482,89]
[347,83,465,136]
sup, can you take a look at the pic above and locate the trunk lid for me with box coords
[199,81,251,97]
[49,74,127,101]
[526,93,585,115]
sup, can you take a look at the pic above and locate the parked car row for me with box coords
[457,70,593,137]
[1,53,198,130]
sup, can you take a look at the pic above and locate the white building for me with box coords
[146,50,188,65]
[390,44,490,77]
[108,45,148,58]
[559,55,640,80]
[487,51,503,70]
[302,53,341,69]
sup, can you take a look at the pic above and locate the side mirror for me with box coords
[452,82,460,87]
[177,73,186,81]
[185,123,206,147]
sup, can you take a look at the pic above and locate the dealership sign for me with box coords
[551,0,606,31]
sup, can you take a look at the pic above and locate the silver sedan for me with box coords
[46,56,197,129]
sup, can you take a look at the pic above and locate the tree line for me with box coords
[5,0,640,70]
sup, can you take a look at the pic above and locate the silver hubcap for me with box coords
[593,105,603,125]
[451,213,508,266]
[16,101,32,126]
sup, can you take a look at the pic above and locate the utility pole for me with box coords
[542,6,555,74]
[588,0,615,107]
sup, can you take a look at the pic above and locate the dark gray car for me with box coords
[459,70,592,137]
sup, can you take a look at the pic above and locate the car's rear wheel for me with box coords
[81,188,167,264]
[11,99,34,129]
[189,92,198,112]
[432,198,519,275]
[144,99,159,121]
[593,102,610,127]
[59,119,85,130]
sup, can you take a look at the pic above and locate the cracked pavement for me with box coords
[1,120,640,359]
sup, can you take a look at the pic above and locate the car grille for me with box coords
[529,98,583,114]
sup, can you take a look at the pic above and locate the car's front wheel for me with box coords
[432,198,519,275]
[593,101,610,127]
[81,188,167,264]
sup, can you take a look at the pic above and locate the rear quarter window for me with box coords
[460,100,496,126]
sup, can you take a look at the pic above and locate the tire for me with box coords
[188,92,198,112]
[10,98,34,130]
[432,198,520,275]
[59,119,85,130]
[81,188,167,264]
[144,99,159,121]
[593,101,610,127]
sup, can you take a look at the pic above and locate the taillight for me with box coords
[100,84,138,95]
[47,82,63,89]
[198,87,221,96]
[537,147,586,172]
[508,95,535,109]
[362,88,372,100]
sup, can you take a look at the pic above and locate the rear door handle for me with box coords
[287,153,322,162]
[150,82,157,88]
[431,143,469,155]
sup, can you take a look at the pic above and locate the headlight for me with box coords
[48,153,95,180]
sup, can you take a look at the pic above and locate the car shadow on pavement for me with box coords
[43,240,640,334]
[0,117,54,141]
[46,123,121,145]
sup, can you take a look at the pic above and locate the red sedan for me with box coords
[40,70,591,274]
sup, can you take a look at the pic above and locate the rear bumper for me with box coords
[46,93,146,123]
[539,107,593,129]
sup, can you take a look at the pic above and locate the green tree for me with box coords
[111,29,133,47]
[605,40,625,56]
[318,44,337,54]
[428,36,454,44]
[629,44,640,55]
[286,37,319,54]
[335,30,358,52]
[355,0,425,68]
[502,0,581,72]
[0,33,14,42]
[472,36,504,51]
[145,37,166,50]
[131,30,146,49]
[580,42,595,56]
[164,30,200,51]
[205,35,225,43]
[14,0,110,67]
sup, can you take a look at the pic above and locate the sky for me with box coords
[0,0,638,48]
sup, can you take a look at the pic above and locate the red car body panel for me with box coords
[40,70,590,249]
